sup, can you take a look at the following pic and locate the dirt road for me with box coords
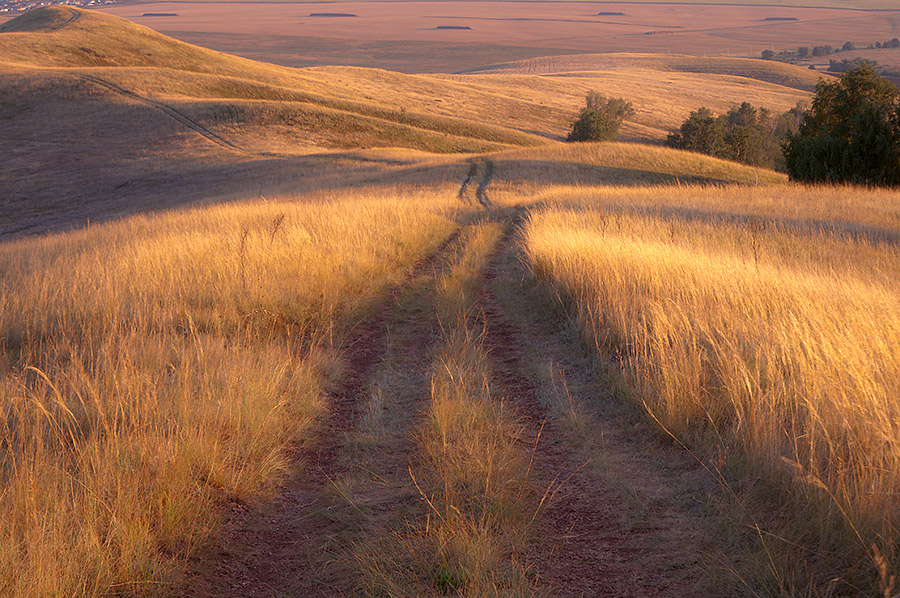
[182,165,729,597]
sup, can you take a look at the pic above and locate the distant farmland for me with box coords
[22,1,896,72]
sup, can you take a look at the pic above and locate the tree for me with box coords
[829,57,878,73]
[842,41,856,52]
[887,38,900,49]
[762,49,775,60]
[784,63,900,186]
[667,103,802,171]
[666,107,726,155]
[567,92,634,142]
[798,46,810,58]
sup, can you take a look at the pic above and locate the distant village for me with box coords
[0,0,117,14]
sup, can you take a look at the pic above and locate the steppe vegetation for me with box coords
[522,182,900,593]
[0,188,461,596]
[3,5,900,597]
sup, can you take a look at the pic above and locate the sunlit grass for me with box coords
[0,187,460,597]
[522,186,900,593]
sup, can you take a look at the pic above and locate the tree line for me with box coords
[567,64,900,186]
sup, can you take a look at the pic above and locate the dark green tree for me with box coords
[567,92,634,142]
[784,63,900,186]
[667,103,799,170]
[762,49,775,60]
[666,107,726,155]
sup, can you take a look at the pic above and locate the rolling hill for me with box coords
[3,6,900,598]
[0,6,814,236]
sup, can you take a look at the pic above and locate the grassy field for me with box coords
[0,7,817,236]
[3,5,900,596]
[0,185,467,597]
[68,1,900,72]
[521,183,900,594]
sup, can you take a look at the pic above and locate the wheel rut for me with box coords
[181,228,464,598]
[457,159,494,207]
[473,212,725,597]
[182,167,728,597]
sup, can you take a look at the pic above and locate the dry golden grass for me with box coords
[357,222,539,596]
[0,186,462,597]
[0,7,816,154]
[521,183,900,593]
[487,143,788,190]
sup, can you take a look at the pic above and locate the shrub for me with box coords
[784,63,900,186]
[762,49,776,60]
[566,91,634,142]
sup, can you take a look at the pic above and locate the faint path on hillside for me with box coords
[470,210,729,597]
[75,73,252,154]
[50,7,81,30]
[457,159,494,207]
[181,227,465,598]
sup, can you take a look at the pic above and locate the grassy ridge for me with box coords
[0,8,814,150]
[0,7,545,155]
[522,184,900,594]
[464,53,824,91]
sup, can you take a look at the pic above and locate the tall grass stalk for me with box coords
[0,188,459,597]
[523,207,900,593]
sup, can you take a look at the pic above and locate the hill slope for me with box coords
[1,7,802,237]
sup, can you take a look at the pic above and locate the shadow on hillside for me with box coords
[0,154,465,239]
[491,159,740,187]
[542,201,900,248]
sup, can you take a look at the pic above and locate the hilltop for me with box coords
[0,7,812,236]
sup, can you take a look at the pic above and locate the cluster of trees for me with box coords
[875,38,900,49]
[783,63,900,186]
[829,57,878,73]
[665,64,900,186]
[761,39,900,63]
[568,66,900,187]
[665,102,804,171]
[763,45,837,61]
[566,91,634,142]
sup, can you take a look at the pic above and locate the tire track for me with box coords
[50,7,81,30]
[457,159,494,207]
[473,211,724,597]
[181,226,465,598]
[457,162,478,202]
[476,159,494,207]
[75,73,250,154]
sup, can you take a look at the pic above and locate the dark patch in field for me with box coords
[308,12,357,17]
[435,25,471,30]
[141,13,178,17]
